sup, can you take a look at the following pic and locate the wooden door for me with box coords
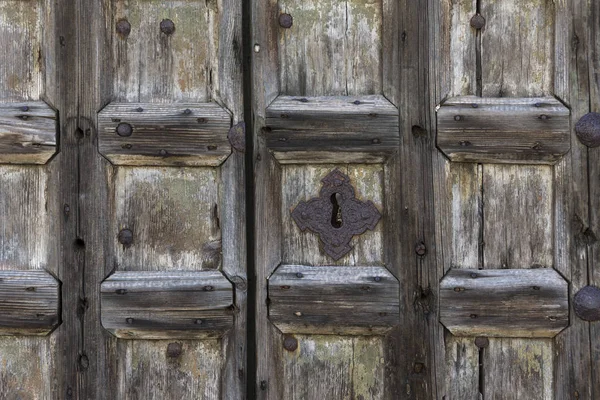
[0,0,245,399]
[252,1,600,400]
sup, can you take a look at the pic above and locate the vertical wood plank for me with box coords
[449,0,477,96]
[278,0,382,96]
[480,0,554,97]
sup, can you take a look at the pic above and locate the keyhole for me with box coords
[330,193,343,228]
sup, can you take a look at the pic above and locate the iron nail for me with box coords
[374,276,381,282]
[116,122,133,137]
[353,100,361,105]
[474,337,489,348]
[118,228,133,246]
[283,336,298,352]
[204,285,214,291]
[116,19,131,37]
[116,289,127,295]
[470,13,486,30]
[194,319,203,325]
[539,114,549,120]
[126,317,134,324]
[166,342,182,358]
[159,149,168,156]
[21,105,29,112]
[160,19,175,35]
[197,117,207,123]
[136,107,143,112]
[470,314,478,319]
[372,138,381,144]
[183,108,192,115]
[279,13,293,29]
[454,115,462,121]
[296,272,303,278]
[415,242,426,256]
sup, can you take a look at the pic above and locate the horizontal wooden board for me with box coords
[0,101,57,164]
[440,268,569,338]
[98,102,232,166]
[268,265,399,335]
[265,95,399,164]
[101,271,234,339]
[437,97,570,164]
[0,270,60,336]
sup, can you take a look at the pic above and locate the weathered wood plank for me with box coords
[98,102,231,166]
[278,0,382,96]
[437,97,570,164]
[448,0,477,96]
[0,101,56,165]
[480,0,555,97]
[111,167,222,271]
[440,268,568,338]
[112,0,215,103]
[265,95,398,164]
[0,270,60,336]
[268,265,399,335]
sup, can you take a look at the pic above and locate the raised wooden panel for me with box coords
[440,268,568,338]
[98,102,231,166]
[101,271,233,339]
[268,265,400,335]
[437,97,570,164]
[0,101,57,164]
[0,270,60,336]
[265,95,398,164]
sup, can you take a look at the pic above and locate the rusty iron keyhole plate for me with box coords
[291,169,381,260]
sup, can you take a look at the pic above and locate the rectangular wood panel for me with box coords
[101,271,233,339]
[98,102,231,166]
[268,265,399,335]
[437,97,570,164]
[0,270,60,336]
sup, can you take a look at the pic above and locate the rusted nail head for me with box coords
[279,13,293,29]
[283,336,298,352]
[160,19,175,35]
[470,14,486,30]
[474,337,489,348]
[575,112,600,148]
[573,285,600,321]
[115,289,127,295]
[183,108,192,115]
[413,362,425,373]
[116,19,131,37]
[166,342,182,358]
[116,122,133,137]
[126,317,134,324]
[159,149,168,156]
[118,228,133,246]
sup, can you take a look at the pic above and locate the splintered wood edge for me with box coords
[0,270,61,336]
[265,95,399,163]
[268,265,400,336]
[97,102,233,167]
[437,96,570,164]
[439,268,569,338]
[100,270,235,339]
[0,101,58,165]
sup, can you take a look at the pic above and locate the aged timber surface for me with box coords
[98,102,232,167]
[268,265,399,335]
[101,271,234,339]
[440,268,569,338]
[437,96,570,164]
[0,270,60,336]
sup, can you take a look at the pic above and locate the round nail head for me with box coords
[160,19,175,35]
[470,14,486,30]
[116,122,133,137]
[279,13,293,29]
[474,337,489,348]
[283,336,298,352]
[116,19,131,37]
[573,285,600,321]
[118,228,133,246]
[575,112,600,148]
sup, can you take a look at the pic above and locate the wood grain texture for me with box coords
[265,95,398,164]
[440,268,568,338]
[281,336,384,400]
[448,0,477,96]
[480,0,555,97]
[101,271,233,339]
[0,101,56,164]
[111,0,216,103]
[278,0,382,96]
[111,167,222,271]
[268,265,399,335]
[437,96,570,164]
[0,271,60,336]
[98,102,231,167]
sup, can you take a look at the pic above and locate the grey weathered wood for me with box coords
[268,265,399,335]
[0,270,60,336]
[101,271,233,339]
[440,268,568,338]
[265,95,398,164]
[98,102,232,167]
[0,101,57,164]
[437,96,570,164]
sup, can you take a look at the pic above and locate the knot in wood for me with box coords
[279,13,293,29]
[575,112,600,147]
[160,19,175,35]
[470,13,486,30]
[573,285,600,321]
